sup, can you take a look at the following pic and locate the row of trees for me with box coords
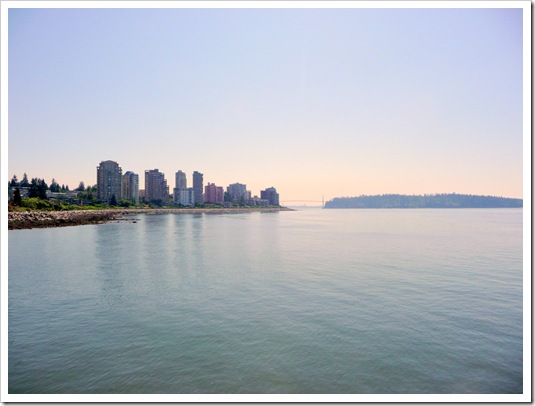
[9,174,95,205]
[10,177,49,200]
[324,193,523,208]
[8,173,90,194]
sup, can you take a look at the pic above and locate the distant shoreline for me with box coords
[8,207,295,230]
[324,194,522,209]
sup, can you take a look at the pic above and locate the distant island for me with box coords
[324,194,523,209]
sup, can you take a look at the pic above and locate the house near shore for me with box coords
[47,191,79,199]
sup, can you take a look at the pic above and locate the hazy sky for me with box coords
[7,3,525,203]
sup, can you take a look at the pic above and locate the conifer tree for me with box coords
[28,178,39,198]
[38,179,48,199]
[10,175,19,187]
[20,173,30,187]
[13,188,22,206]
[50,178,60,193]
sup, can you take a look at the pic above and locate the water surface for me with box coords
[8,208,523,394]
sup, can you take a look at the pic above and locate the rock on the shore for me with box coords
[8,207,294,230]
[8,210,123,230]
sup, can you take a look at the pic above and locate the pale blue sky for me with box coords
[7,5,525,202]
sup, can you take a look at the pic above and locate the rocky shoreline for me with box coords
[8,207,294,230]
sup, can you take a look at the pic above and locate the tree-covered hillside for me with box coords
[324,194,522,209]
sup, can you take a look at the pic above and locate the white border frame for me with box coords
[1,1,530,403]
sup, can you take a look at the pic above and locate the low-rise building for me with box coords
[247,196,269,206]
[174,187,195,206]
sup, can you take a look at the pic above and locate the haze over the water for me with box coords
[6,3,525,202]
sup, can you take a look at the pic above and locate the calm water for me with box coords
[8,208,523,394]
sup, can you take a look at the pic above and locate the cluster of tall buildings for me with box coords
[96,160,280,207]
[97,160,139,205]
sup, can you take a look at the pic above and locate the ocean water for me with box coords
[8,208,523,394]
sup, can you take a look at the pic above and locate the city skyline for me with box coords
[5,2,528,203]
[90,159,280,206]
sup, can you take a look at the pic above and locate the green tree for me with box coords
[80,188,94,202]
[13,188,22,206]
[29,178,48,199]
[77,181,85,192]
[10,175,19,187]
[20,173,30,187]
[28,178,39,198]
[109,194,118,206]
[50,178,60,193]
[38,180,47,199]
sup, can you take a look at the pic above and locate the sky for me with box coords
[6,3,526,204]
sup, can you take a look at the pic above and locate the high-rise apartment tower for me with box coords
[122,171,139,205]
[227,183,248,202]
[145,169,169,203]
[204,183,224,204]
[175,171,187,189]
[261,187,280,206]
[97,160,122,204]
[192,171,204,204]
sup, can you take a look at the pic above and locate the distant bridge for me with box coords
[281,199,325,207]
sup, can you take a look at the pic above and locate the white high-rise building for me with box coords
[175,170,187,189]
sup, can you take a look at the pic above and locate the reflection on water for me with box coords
[95,223,127,310]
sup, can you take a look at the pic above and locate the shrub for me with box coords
[20,197,54,211]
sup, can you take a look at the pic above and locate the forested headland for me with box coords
[324,194,523,209]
